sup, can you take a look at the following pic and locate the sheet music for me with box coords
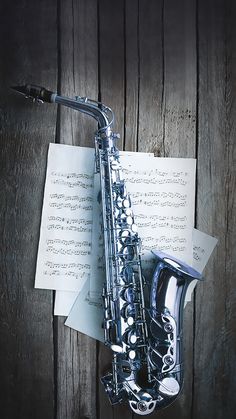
[65,279,104,342]
[35,144,94,291]
[89,156,196,301]
[192,228,218,273]
[54,290,78,316]
[184,228,218,305]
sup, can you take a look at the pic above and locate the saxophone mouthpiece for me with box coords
[11,84,55,103]
[11,85,28,95]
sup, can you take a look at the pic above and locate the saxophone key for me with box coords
[121,265,134,282]
[122,302,140,320]
[128,350,136,360]
[111,160,121,171]
[124,208,132,216]
[114,207,120,218]
[123,197,131,208]
[129,334,138,345]
[158,377,180,397]
[121,245,135,261]
[131,223,138,233]
[122,287,138,303]
[123,329,138,346]
[119,229,131,244]
[126,215,133,225]
[116,197,123,209]
[127,316,134,326]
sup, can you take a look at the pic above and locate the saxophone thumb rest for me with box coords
[12,83,202,416]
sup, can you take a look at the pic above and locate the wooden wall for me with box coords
[0,1,235,418]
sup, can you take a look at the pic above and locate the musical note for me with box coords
[49,193,93,202]
[51,179,93,189]
[51,171,93,180]
[46,238,91,247]
[49,202,93,211]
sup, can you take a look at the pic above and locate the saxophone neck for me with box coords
[11,84,113,138]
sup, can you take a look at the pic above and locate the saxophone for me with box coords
[12,84,202,415]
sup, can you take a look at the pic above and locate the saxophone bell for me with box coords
[146,251,202,409]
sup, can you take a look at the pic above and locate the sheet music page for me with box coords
[35,144,94,291]
[65,280,104,342]
[192,228,218,273]
[90,156,196,301]
[184,228,218,305]
[54,290,78,316]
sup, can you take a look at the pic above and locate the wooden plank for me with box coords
[56,1,98,418]
[138,0,164,157]
[138,1,197,418]
[125,0,139,152]
[56,325,97,419]
[162,0,197,158]
[157,1,197,419]
[58,0,99,146]
[99,0,125,147]
[0,1,57,419]
[194,0,236,418]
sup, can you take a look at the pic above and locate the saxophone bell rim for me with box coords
[152,250,202,280]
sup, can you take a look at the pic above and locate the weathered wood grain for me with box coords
[136,1,197,419]
[194,1,236,418]
[124,0,139,153]
[138,0,164,157]
[58,0,98,147]
[56,324,97,419]
[0,1,57,419]
[162,0,197,158]
[56,1,98,418]
[0,0,235,418]
[155,2,197,419]
[99,0,125,146]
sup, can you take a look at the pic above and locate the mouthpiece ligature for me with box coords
[11,84,54,103]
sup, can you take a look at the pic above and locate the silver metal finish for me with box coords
[13,84,202,415]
